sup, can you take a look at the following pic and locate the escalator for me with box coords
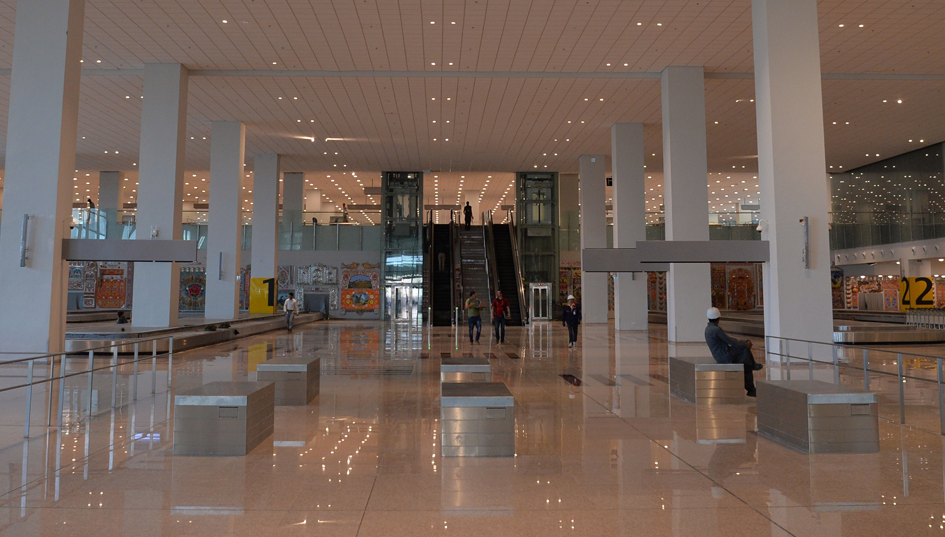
[430,223,454,326]
[491,224,525,325]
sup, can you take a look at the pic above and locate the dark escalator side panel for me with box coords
[431,224,454,326]
[492,224,524,326]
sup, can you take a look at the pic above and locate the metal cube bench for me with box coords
[669,356,746,404]
[173,381,275,456]
[756,380,879,453]
[441,357,491,383]
[441,382,514,457]
[256,356,320,406]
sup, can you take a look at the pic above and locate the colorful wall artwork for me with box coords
[831,267,845,309]
[726,267,756,310]
[647,272,667,312]
[96,264,127,308]
[179,266,207,311]
[340,262,381,315]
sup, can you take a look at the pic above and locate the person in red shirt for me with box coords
[491,290,510,344]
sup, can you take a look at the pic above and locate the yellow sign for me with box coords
[900,277,935,310]
[247,343,270,372]
[249,277,277,314]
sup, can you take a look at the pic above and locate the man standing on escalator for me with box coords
[463,202,473,231]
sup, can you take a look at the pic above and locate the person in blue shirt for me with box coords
[705,307,762,397]
[562,295,582,348]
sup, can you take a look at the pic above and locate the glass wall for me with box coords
[517,172,558,284]
[380,172,424,322]
[829,142,945,249]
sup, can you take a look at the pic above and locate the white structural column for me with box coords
[132,64,189,328]
[205,121,246,320]
[98,171,123,238]
[579,155,608,324]
[252,154,281,281]
[304,188,322,214]
[611,123,648,331]
[0,0,85,353]
[753,0,833,343]
[283,172,305,223]
[662,67,711,342]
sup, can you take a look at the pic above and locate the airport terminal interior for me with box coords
[4,0,945,535]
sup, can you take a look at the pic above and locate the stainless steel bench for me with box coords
[441,382,514,457]
[173,381,275,456]
[757,380,879,453]
[669,356,746,404]
[441,357,491,383]
[256,356,320,406]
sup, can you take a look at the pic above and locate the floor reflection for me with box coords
[0,321,944,534]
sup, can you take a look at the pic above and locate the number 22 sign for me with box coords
[900,277,935,310]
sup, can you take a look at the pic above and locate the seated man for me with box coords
[705,307,763,397]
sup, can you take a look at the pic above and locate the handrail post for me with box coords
[898,353,906,424]
[46,354,55,427]
[938,358,945,436]
[782,339,790,380]
[23,360,34,438]
[86,350,94,418]
[167,337,174,388]
[808,341,814,380]
[57,354,66,427]
[863,348,870,391]
[110,346,118,408]
[833,346,840,385]
[132,343,139,401]
[151,342,157,394]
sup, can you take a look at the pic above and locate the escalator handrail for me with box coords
[507,217,528,324]
[483,211,501,321]
[449,216,460,324]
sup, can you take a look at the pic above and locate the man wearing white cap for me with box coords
[705,307,762,397]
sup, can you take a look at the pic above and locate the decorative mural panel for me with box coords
[726,267,755,310]
[711,265,727,309]
[831,267,844,309]
[179,266,207,311]
[340,262,381,315]
[96,264,127,309]
[68,264,84,291]
[843,275,897,310]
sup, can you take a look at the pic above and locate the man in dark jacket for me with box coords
[562,295,581,348]
[705,307,762,396]
[463,202,473,230]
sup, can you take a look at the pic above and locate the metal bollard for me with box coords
[57,354,66,427]
[784,339,791,380]
[167,338,174,389]
[833,346,840,385]
[132,343,139,401]
[151,342,157,394]
[23,360,34,438]
[808,341,814,380]
[938,358,945,436]
[898,353,906,425]
[86,350,94,418]
[110,346,118,408]
[863,348,870,391]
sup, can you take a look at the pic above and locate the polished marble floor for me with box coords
[0,320,941,535]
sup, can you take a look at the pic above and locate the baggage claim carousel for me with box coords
[648,310,945,344]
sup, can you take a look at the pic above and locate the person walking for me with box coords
[705,307,763,397]
[463,201,473,231]
[562,295,581,348]
[284,292,298,331]
[465,291,482,343]
[491,290,510,344]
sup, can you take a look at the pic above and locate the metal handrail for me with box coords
[764,334,945,435]
[507,214,528,324]
[483,211,501,316]
[0,333,178,439]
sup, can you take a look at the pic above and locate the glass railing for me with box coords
[558,211,761,250]
[829,211,945,250]
[54,209,380,251]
